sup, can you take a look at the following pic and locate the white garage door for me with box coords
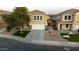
[32,24,45,30]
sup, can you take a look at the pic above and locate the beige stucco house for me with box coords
[55,9,79,31]
[29,10,49,30]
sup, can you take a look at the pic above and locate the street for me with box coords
[0,38,79,51]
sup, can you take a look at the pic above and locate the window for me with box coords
[34,16,36,20]
[66,24,69,28]
[65,15,67,20]
[37,16,39,20]
[34,16,42,20]
[64,15,72,21]
[40,16,42,20]
[68,15,71,20]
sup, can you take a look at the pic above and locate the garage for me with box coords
[32,24,45,30]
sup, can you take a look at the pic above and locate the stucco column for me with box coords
[58,23,60,31]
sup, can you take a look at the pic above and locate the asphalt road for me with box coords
[0,38,79,51]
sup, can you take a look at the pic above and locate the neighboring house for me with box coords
[54,9,79,31]
[29,10,49,30]
[0,10,10,32]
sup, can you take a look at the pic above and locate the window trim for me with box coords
[64,15,67,20]
[37,16,39,20]
[34,16,36,20]
[66,24,69,28]
[40,16,42,20]
[63,14,72,21]
[33,15,43,20]
[68,15,71,20]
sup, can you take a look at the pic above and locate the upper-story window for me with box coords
[64,15,72,21]
[33,16,42,20]
[40,16,42,20]
[34,16,36,20]
[37,16,39,20]
[68,15,71,20]
[65,15,67,20]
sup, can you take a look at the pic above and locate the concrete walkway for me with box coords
[44,27,67,41]
[44,31,67,41]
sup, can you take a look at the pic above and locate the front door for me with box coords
[60,24,62,30]
[70,24,72,30]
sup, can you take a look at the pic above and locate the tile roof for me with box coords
[0,10,10,15]
[29,10,47,15]
[57,9,79,15]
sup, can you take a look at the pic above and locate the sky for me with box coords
[0,0,79,14]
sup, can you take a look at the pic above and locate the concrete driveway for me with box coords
[25,30,44,42]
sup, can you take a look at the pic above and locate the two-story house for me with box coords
[56,9,79,31]
[29,10,49,30]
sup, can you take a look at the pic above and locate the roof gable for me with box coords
[57,9,79,15]
[0,10,10,15]
[29,10,47,15]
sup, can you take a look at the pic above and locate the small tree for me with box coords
[12,7,30,33]
[2,7,30,33]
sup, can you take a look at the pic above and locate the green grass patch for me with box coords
[60,33,79,42]
[13,31,30,37]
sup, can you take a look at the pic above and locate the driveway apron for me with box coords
[25,30,44,42]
